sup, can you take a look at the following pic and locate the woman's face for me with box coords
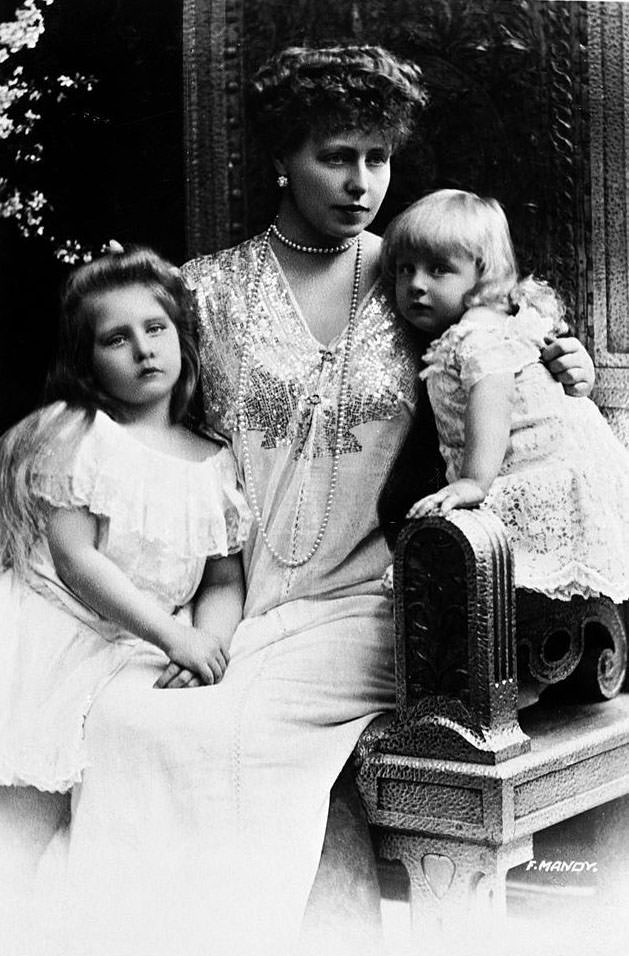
[276,128,392,241]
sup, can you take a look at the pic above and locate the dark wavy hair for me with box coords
[248,44,428,156]
[47,247,200,424]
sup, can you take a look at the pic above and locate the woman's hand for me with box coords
[541,336,594,397]
[154,622,230,689]
[407,478,486,518]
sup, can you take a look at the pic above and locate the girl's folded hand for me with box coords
[155,622,229,688]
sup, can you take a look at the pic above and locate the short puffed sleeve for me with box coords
[32,410,252,561]
[28,403,94,510]
[454,309,551,391]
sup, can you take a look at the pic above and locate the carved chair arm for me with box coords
[365,510,627,769]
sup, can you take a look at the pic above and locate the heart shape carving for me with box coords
[422,853,455,899]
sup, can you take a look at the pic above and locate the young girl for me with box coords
[382,188,629,603]
[0,245,251,792]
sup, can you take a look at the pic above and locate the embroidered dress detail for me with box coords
[185,235,417,456]
[234,229,369,568]
[421,308,629,602]
[32,410,251,562]
[0,406,252,791]
[184,235,418,609]
[9,247,420,956]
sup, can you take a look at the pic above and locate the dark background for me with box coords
[0,0,185,433]
[1,0,587,434]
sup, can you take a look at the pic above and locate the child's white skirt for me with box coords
[0,570,137,793]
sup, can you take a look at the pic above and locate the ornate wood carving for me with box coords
[355,508,629,931]
[586,2,629,445]
[183,0,247,254]
[183,0,588,311]
[517,591,627,700]
[365,512,627,769]
[378,511,529,766]
[373,828,531,934]
[183,0,629,447]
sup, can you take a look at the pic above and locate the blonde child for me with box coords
[0,245,251,792]
[381,188,629,602]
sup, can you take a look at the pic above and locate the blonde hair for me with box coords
[381,188,566,326]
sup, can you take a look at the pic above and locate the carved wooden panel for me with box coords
[381,511,528,766]
[183,1,588,310]
[586,2,629,442]
[183,1,629,424]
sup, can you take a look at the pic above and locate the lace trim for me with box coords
[31,412,252,560]
[0,757,85,793]
[518,565,629,604]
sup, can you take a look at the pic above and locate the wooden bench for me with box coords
[355,511,629,945]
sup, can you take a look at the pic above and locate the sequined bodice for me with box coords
[184,236,419,613]
[186,237,417,454]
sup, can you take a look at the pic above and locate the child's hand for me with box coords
[407,479,486,518]
[154,622,230,689]
[153,664,202,689]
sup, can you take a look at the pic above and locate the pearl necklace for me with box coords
[270,222,357,255]
[237,226,362,568]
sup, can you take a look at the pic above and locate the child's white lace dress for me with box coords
[421,307,629,602]
[0,406,252,792]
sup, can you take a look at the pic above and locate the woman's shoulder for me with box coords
[181,234,266,289]
[362,229,383,256]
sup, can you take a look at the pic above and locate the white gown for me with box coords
[0,406,252,792]
[421,307,629,601]
[2,236,419,956]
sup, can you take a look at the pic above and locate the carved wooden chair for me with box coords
[356,510,629,942]
[182,0,629,946]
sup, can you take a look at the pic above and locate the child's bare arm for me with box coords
[460,371,514,491]
[47,507,227,685]
[155,554,245,689]
[409,372,514,517]
[193,553,245,643]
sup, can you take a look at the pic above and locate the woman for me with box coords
[6,44,593,956]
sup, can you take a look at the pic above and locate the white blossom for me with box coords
[0,1,46,57]
[1,1,97,260]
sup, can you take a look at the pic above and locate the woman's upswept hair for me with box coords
[381,188,566,325]
[248,44,428,156]
[47,246,200,424]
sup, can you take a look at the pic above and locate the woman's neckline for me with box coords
[264,237,382,349]
[97,411,223,465]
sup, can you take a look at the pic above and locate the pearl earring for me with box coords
[277,174,288,189]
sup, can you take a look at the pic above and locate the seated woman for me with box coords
[0,42,594,956]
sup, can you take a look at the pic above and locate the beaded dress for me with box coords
[16,236,421,956]
[421,307,629,602]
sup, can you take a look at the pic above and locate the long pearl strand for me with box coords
[237,227,363,569]
[270,222,357,255]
